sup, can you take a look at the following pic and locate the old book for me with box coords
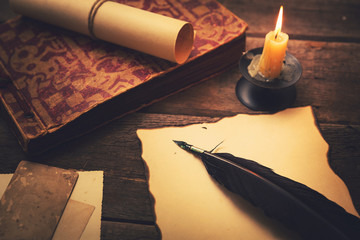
[0,161,78,240]
[0,0,247,154]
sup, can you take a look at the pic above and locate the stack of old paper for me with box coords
[0,161,103,240]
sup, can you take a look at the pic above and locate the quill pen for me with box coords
[173,140,360,240]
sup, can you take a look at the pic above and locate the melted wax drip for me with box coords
[247,53,296,82]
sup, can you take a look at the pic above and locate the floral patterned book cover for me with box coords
[0,0,247,154]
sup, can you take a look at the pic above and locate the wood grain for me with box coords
[0,0,359,239]
[143,37,360,125]
[220,0,360,42]
[101,221,159,240]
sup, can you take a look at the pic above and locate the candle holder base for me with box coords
[236,77,296,111]
[236,47,302,111]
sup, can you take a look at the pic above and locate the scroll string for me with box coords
[88,0,108,39]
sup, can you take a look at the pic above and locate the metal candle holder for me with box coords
[236,47,302,111]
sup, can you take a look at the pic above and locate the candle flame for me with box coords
[274,6,283,39]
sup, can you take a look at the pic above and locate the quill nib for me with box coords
[173,140,205,154]
[173,140,187,149]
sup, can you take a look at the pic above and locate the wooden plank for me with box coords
[251,38,360,124]
[102,173,154,222]
[142,37,360,125]
[1,0,359,41]
[319,123,360,212]
[0,1,358,239]
[101,221,159,240]
[220,0,360,42]
[0,114,221,222]
[1,111,359,224]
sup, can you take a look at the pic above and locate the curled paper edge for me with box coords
[174,23,194,64]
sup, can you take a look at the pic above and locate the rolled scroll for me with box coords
[9,0,194,64]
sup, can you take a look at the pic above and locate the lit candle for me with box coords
[259,6,289,79]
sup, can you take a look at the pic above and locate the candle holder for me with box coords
[236,47,302,111]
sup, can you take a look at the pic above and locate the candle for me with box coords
[259,6,289,79]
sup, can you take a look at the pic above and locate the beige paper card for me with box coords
[137,106,359,239]
[0,175,12,199]
[52,199,95,240]
[69,171,104,240]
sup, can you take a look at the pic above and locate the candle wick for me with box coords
[274,28,281,40]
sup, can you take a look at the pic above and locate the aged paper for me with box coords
[137,106,359,239]
[65,171,104,240]
[53,199,95,240]
[9,0,194,63]
[0,161,78,240]
[0,170,103,240]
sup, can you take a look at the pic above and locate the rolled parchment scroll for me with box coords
[9,0,194,63]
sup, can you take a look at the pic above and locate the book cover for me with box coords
[0,0,247,154]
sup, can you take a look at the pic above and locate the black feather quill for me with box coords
[173,140,360,240]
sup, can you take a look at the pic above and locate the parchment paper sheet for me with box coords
[9,0,194,63]
[137,106,359,240]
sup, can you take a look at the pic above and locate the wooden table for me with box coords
[0,0,359,239]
